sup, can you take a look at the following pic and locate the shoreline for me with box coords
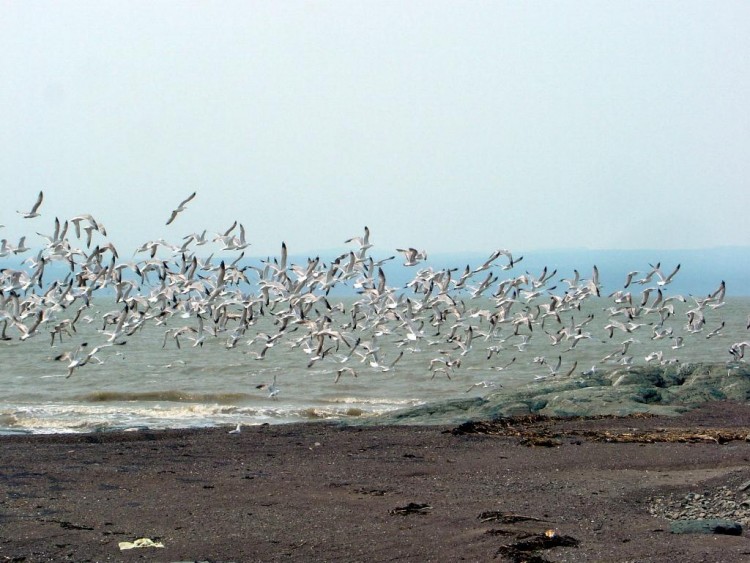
[3,401,750,561]
[5,360,750,436]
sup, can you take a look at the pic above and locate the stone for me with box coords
[670,519,743,535]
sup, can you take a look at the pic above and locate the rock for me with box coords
[633,387,662,404]
[529,399,548,413]
[670,519,743,535]
[374,362,750,424]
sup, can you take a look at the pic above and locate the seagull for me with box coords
[0,239,14,257]
[267,377,280,399]
[729,342,750,361]
[535,358,577,380]
[644,350,663,363]
[256,375,280,399]
[13,236,30,255]
[345,226,372,251]
[396,247,427,267]
[55,342,110,377]
[465,380,499,393]
[490,357,516,371]
[705,321,725,339]
[635,262,661,285]
[166,191,197,225]
[54,343,89,375]
[497,249,523,271]
[228,423,242,434]
[17,191,44,218]
[513,334,531,352]
[70,214,101,238]
[472,249,515,274]
[546,355,563,376]
[334,366,358,383]
[618,355,635,367]
[656,263,681,287]
[430,367,453,380]
[382,350,405,372]
[623,271,639,288]
[560,270,580,289]
[706,280,726,308]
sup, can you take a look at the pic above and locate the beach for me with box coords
[3,401,750,562]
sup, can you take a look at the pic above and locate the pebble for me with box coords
[649,486,750,526]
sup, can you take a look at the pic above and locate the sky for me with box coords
[1,1,749,258]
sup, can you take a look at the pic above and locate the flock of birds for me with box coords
[2,191,749,396]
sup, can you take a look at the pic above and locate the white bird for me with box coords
[465,380,499,393]
[656,263,681,287]
[498,250,523,270]
[267,377,280,398]
[707,280,727,308]
[55,342,89,377]
[635,263,661,285]
[396,247,427,267]
[17,191,44,218]
[70,214,101,238]
[215,223,249,251]
[546,355,563,376]
[645,350,664,363]
[13,236,30,255]
[560,270,580,289]
[618,355,635,367]
[256,375,280,399]
[345,226,372,251]
[0,239,14,257]
[535,359,577,380]
[705,321,725,339]
[623,271,639,288]
[369,350,404,372]
[335,366,358,383]
[166,192,197,225]
[490,357,516,371]
[472,249,516,274]
[513,334,531,352]
[729,341,750,360]
[55,342,110,378]
[228,423,242,434]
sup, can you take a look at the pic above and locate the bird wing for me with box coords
[30,191,44,213]
[179,191,197,207]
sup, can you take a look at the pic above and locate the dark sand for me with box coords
[3,402,750,562]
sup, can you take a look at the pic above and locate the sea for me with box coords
[1,293,748,435]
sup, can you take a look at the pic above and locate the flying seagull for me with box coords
[17,191,44,218]
[166,192,197,225]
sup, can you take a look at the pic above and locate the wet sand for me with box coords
[2,401,750,562]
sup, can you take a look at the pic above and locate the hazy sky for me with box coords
[1,1,748,257]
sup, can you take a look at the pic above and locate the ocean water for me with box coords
[1,292,748,434]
